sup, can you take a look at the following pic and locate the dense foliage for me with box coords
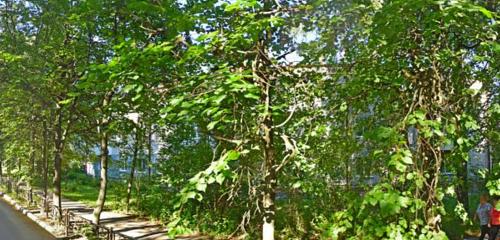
[0,0,498,239]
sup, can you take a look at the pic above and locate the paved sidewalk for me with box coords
[41,193,198,239]
[464,235,500,240]
[1,181,208,240]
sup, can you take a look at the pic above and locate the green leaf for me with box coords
[226,150,240,161]
[207,121,219,131]
[67,92,81,97]
[135,84,144,93]
[213,95,226,105]
[59,99,73,105]
[215,174,225,185]
[196,182,207,192]
[340,102,347,112]
[169,97,184,106]
[195,193,203,201]
[243,93,259,100]
[477,7,493,19]
[414,110,426,120]
[401,155,413,165]
[406,173,414,180]
[185,191,197,199]
[207,176,216,184]
[445,124,456,134]
[434,129,444,137]
[132,94,142,102]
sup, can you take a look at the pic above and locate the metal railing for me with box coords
[0,177,133,240]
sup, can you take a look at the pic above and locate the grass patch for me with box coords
[61,170,128,212]
[442,197,467,240]
[442,196,484,240]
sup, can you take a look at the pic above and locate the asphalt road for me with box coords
[0,198,55,240]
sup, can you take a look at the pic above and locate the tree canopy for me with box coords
[0,0,498,239]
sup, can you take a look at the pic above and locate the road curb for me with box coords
[0,191,80,240]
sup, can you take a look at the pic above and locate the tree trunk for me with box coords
[262,120,276,240]
[93,91,113,225]
[7,160,12,193]
[0,138,3,183]
[126,129,140,213]
[28,126,36,206]
[93,126,109,225]
[29,126,35,175]
[256,3,277,237]
[147,126,152,178]
[345,158,351,190]
[53,146,62,220]
[457,160,469,213]
[42,120,49,217]
[257,43,276,240]
[53,107,64,221]
[0,142,3,183]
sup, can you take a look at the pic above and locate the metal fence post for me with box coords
[28,187,33,206]
[65,210,69,236]
[109,227,114,240]
[7,180,11,193]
